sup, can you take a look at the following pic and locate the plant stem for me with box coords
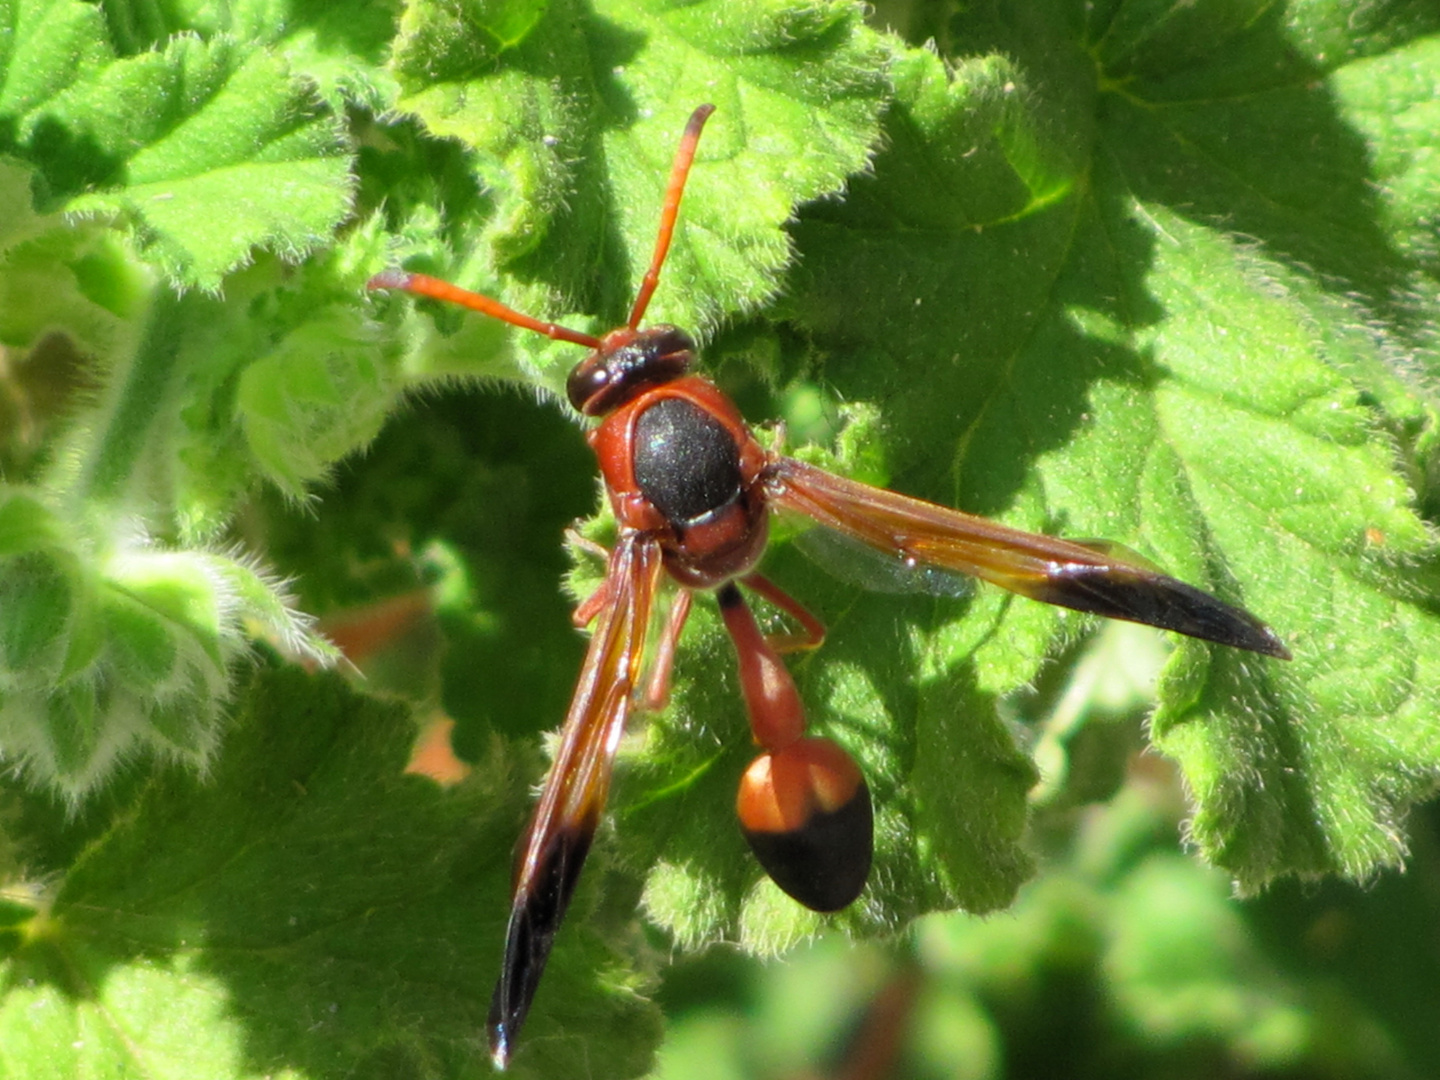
[77,287,188,508]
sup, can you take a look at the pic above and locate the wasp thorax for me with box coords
[566,325,696,416]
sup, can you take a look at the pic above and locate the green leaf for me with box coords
[0,479,335,801]
[784,4,1440,895]
[236,306,394,497]
[392,0,549,80]
[7,0,1440,1072]
[0,7,354,289]
[0,665,660,1078]
[0,0,112,119]
[75,0,402,110]
[381,0,887,393]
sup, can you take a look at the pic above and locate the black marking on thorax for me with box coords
[633,397,742,525]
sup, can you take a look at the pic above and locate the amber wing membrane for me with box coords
[488,534,666,1067]
[769,457,1288,659]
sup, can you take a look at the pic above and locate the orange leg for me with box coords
[642,589,692,710]
[741,572,825,654]
[572,576,611,628]
[569,531,616,628]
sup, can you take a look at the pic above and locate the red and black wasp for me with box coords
[369,104,1288,1067]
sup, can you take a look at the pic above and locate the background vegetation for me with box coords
[2,0,1439,1076]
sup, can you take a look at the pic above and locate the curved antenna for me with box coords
[366,270,603,349]
[626,104,716,330]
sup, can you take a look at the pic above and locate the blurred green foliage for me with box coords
[657,775,1440,1079]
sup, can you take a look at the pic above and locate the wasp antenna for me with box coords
[627,104,716,330]
[370,270,603,349]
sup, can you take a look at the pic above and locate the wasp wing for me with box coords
[769,456,1287,659]
[489,533,666,1067]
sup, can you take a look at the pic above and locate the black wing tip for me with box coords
[486,824,596,1068]
[1157,583,1292,660]
[1036,568,1291,660]
[1246,626,1292,661]
[487,916,540,1071]
[489,1026,514,1071]
[1203,617,1291,660]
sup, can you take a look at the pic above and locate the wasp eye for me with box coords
[567,356,611,414]
[649,326,696,359]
